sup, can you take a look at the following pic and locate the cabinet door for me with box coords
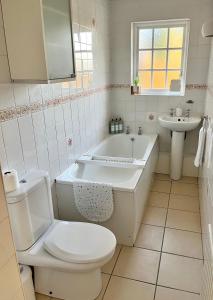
[42,0,75,81]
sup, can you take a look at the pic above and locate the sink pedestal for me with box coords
[171,131,185,180]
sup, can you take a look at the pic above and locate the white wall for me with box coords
[200,37,213,300]
[0,0,111,214]
[0,0,110,176]
[109,0,212,175]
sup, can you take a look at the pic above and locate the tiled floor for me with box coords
[36,174,202,300]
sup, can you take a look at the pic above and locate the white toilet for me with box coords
[6,171,116,300]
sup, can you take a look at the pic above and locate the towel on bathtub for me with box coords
[73,181,114,222]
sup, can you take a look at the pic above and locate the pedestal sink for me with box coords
[158,115,201,180]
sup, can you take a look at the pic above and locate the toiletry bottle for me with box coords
[118,118,124,133]
[115,118,119,134]
[110,119,115,134]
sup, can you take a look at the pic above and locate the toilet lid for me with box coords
[44,221,116,264]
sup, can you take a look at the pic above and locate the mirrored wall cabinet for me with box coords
[1,0,76,83]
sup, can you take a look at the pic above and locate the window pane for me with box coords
[153,50,167,69]
[139,29,152,49]
[168,50,182,69]
[167,71,181,88]
[153,71,166,89]
[139,51,152,69]
[169,27,184,48]
[139,71,152,89]
[154,28,168,48]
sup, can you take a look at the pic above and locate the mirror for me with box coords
[42,0,75,80]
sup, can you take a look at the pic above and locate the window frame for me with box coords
[131,19,190,96]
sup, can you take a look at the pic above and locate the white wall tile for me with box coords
[1,119,25,177]
[18,115,38,171]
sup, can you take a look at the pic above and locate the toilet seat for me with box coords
[44,221,116,264]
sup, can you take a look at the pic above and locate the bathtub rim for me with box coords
[85,133,158,161]
[55,163,143,192]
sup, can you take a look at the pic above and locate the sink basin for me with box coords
[158,115,201,132]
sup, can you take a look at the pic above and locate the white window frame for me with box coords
[131,19,190,96]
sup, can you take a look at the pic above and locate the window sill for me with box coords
[131,89,185,97]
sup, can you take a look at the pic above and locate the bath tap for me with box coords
[126,126,130,134]
[138,127,143,135]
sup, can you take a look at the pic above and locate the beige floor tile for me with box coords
[171,182,198,197]
[155,286,200,300]
[36,294,50,300]
[169,194,200,212]
[176,176,198,184]
[166,209,201,232]
[103,276,155,300]
[135,224,164,251]
[152,180,171,193]
[143,207,167,227]
[102,245,122,274]
[155,174,171,181]
[113,247,160,284]
[148,192,169,208]
[162,228,203,259]
[158,253,202,293]
[96,274,110,300]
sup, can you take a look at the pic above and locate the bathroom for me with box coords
[0,0,213,299]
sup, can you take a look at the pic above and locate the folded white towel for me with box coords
[73,181,113,222]
[207,126,213,169]
[194,127,206,167]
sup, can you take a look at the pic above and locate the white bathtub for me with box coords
[85,133,157,161]
[56,134,159,246]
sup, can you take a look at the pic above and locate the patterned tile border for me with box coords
[0,85,111,123]
[0,83,208,122]
[186,84,208,90]
[111,83,208,90]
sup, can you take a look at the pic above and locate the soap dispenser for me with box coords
[115,118,119,134]
[118,118,124,133]
[109,119,115,134]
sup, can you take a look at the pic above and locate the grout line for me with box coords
[160,251,203,261]
[132,245,203,261]
[167,207,200,215]
[110,274,156,286]
[153,184,171,300]
[154,191,172,300]
[148,205,200,213]
[148,201,200,213]
[101,246,123,299]
[142,222,201,234]
[156,284,200,295]
[197,182,205,262]
[156,178,198,185]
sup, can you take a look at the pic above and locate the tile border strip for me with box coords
[0,85,111,123]
[111,83,208,90]
[0,83,208,122]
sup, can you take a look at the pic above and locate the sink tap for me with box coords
[138,126,143,135]
[126,126,130,134]
[185,109,190,118]
[170,108,175,117]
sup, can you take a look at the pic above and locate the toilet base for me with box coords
[34,266,102,300]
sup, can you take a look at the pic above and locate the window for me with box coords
[131,19,190,96]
